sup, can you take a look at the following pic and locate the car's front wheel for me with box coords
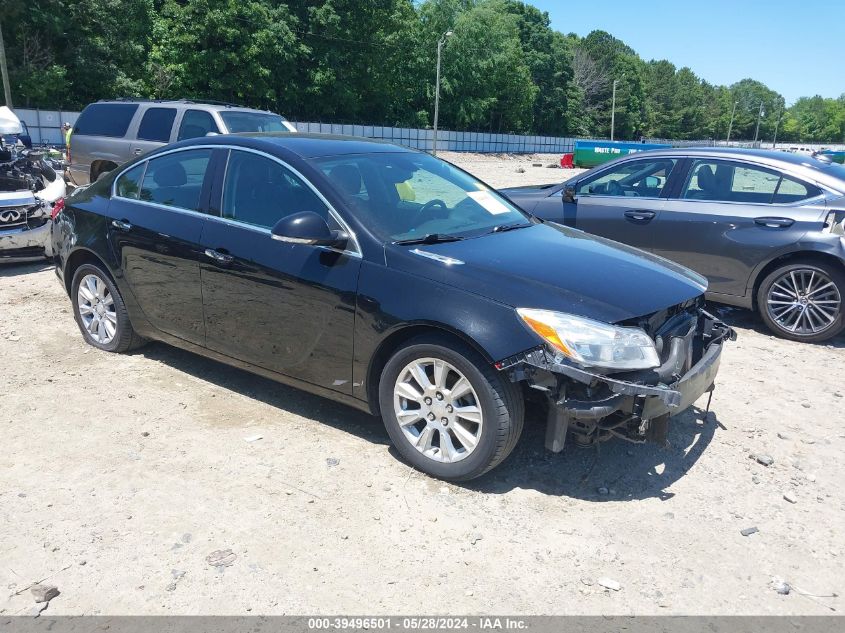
[379,335,524,481]
[71,263,145,352]
[757,260,845,342]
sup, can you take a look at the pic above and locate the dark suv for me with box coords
[52,134,733,481]
[67,99,296,186]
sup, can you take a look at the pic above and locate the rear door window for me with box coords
[136,107,177,142]
[139,149,213,211]
[772,175,820,204]
[683,160,820,204]
[73,103,138,138]
[221,150,329,228]
[178,110,220,141]
[577,159,678,198]
[115,163,146,199]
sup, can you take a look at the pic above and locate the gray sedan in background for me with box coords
[501,148,845,343]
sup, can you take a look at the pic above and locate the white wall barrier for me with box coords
[13,109,845,154]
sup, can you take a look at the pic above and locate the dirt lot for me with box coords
[1,153,843,616]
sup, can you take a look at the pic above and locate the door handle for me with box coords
[111,219,132,231]
[624,210,656,222]
[204,248,234,264]
[755,217,794,228]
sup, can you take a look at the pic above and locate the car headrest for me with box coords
[696,165,715,191]
[153,162,187,187]
[713,164,732,191]
[329,164,362,196]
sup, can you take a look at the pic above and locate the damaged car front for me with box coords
[0,106,66,263]
[501,296,734,452]
[384,220,735,456]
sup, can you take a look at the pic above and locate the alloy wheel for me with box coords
[393,357,483,463]
[77,273,118,344]
[766,268,841,336]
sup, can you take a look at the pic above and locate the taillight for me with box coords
[51,197,65,220]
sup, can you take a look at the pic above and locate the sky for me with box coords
[529,0,843,105]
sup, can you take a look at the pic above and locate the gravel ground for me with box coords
[1,152,843,616]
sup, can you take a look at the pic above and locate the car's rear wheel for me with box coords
[757,261,845,342]
[379,335,524,481]
[71,263,145,352]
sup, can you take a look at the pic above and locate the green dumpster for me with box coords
[573,140,672,168]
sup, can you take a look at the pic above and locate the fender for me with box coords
[743,233,845,301]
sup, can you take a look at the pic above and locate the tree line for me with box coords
[4,0,844,143]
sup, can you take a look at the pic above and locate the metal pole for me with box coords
[753,101,764,144]
[726,100,738,142]
[432,31,452,156]
[0,20,12,108]
[772,106,782,149]
[433,39,442,155]
[610,79,618,141]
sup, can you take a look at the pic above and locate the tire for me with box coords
[71,263,146,352]
[757,260,845,343]
[378,334,524,481]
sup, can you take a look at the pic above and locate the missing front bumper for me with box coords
[502,311,735,451]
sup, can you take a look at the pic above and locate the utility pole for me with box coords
[753,101,764,144]
[610,73,624,141]
[0,20,12,108]
[432,30,453,156]
[726,100,738,142]
[772,106,782,149]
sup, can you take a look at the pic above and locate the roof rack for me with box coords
[102,97,243,108]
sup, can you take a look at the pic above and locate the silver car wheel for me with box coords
[77,273,118,344]
[766,268,841,336]
[393,357,483,464]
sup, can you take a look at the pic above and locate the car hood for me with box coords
[385,223,707,324]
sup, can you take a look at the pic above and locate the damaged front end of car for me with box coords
[0,143,66,263]
[498,298,735,451]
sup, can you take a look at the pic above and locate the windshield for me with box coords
[219,111,291,133]
[311,152,530,242]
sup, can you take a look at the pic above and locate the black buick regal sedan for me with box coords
[52,134,733,481]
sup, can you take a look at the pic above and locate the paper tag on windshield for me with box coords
[467,190,511,215]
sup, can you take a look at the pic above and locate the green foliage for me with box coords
[146,0,301,108]
[2,0,842,142]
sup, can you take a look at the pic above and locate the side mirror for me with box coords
[562,183,577,203]
[644,175,660,188]
[271,211,348,247]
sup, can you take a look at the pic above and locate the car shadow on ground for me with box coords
[464,402,719,501]
[0,261,53,278]
[136,342,390,447]
[137,342,719,501]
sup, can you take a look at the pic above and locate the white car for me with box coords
[1,106,66,263]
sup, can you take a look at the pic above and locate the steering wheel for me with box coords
[412,198,448,225]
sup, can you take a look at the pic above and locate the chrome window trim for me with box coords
[111,144,362,258]
[667,193,828,209]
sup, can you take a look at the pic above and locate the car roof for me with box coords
[614,146,845,192]
[208,132,415,159]
[94,99,278,114]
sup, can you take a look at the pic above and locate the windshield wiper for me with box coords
[489,222,533,233]
[393,233,465,245]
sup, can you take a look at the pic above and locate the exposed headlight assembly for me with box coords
[823,210,844,236]
[517,308,660,371]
